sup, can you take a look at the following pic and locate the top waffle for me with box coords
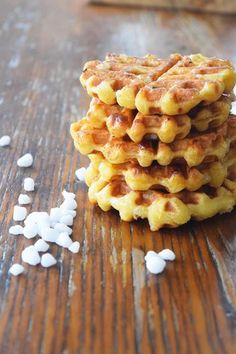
[80,53,236,115]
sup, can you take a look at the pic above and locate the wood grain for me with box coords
[92,0,236,15]
[0,1,235,353]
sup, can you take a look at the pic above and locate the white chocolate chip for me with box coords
[9,263,24,276]
[0,135,11,147]
[21,245,40,266]
[18,194,31,205]
[17,153,33,167]
[41,253,57,268]
[158,249,176,261]
[13,205,27,221]
[23,177,35,191]
[68,241,80,254]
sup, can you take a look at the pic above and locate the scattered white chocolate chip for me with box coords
[34,239,49,252]
[25,212,49,225]
[41,253,57,268]
[9,225,23,235]
[23,177,35,191]
[158,249,176,261]
[61,209,76,218]
[146,256,166,275]
[75,167,86,181]
[24,212,39,224]
[18,194,31,205]
[9,182,79,275]
[144,250,158,262]
[0,135,11,147]
[54,223,72,235]
[145,249,176,275]
[9,263,24,276]
[62,190,76,199]
[25,212,50,237]
[68,241,80,254]
[41,227,59,242]
[56,232,73,248]
[60,198,77,210]
[23,223,38,239]
[21,245,40,266]
[13,205,27,221]
[50,207,61,224]
[17,153,33,167]
[60,214,73,226]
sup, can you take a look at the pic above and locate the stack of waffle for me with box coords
[71,53,236,231]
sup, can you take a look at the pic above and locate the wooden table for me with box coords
[0,1,235,353]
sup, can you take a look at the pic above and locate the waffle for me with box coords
[136,54,236,115]
[190,94,232,131]
[86,97,190,143]
[80,53,236,114]
[86,146,236,193]
[80,53,182,106]
[70,116,236,167]
[87,170,236,231]
[86,95,231,143]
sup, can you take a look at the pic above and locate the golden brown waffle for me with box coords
[87,170,236,231]
[136,54,236,114]
[80,53,182,105]
[86,98,190,143]
[190,94,232,131]
[86,95,231,143]
[70,116,236,167]
[86,146,236,193]
[80,53,236,114]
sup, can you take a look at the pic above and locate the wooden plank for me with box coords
[91,0,236,14]
[0,0,235,353]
